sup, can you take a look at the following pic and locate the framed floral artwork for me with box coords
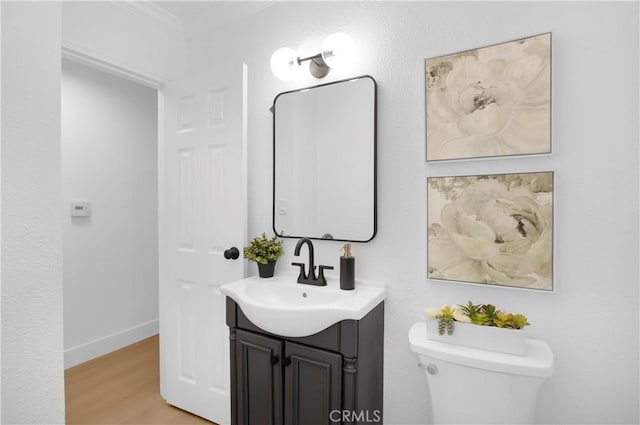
[425,33,551,161]
[427,171,553,291]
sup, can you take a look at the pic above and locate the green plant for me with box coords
[243,233,284,264]
[493,311,514,328]
[425,301,530,335]
[479,303,498,325]
[511,314,530,330]
[437,305,456,336]
[460,301,484,324]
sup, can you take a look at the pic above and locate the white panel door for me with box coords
[159,62,247,425]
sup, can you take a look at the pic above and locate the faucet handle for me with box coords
[292,262,307,283]
[317,265,334,286]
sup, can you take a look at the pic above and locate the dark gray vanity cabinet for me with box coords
[235,330,342,425]
[235,330,284,425]
[226,299,384,425]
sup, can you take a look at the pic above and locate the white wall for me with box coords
[185,2,639,424]
[1,2,65,423]
[0,1,177,420]
[61,60,159,368]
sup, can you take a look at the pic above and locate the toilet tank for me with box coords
[408,322,554,424]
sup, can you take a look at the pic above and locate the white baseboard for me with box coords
[64,319,159,369]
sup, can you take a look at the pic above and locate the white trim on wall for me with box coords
[64,319,159,369]
[0,4,4,419]
[157,90,167,398]
[61,41,166,89]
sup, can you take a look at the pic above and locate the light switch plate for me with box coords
[70,202,91,217]
[278,198,288,215]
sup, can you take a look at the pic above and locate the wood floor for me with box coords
[65,335,214,424]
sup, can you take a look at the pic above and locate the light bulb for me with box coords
[321,32,355,70]
[270,47,301,81]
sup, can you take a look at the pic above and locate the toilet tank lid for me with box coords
[408,322,554,378]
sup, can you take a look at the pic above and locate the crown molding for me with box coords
[112,1,184,39]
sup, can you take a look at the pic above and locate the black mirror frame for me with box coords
[271,75,377,243]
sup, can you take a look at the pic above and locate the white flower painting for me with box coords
[426,33,551,161]
[427,172,553,290]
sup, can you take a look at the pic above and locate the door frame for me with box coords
[61,43,165,368]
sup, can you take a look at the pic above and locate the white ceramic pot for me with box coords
[425,319,526,356]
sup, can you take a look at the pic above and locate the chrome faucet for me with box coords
[292,238,333,286]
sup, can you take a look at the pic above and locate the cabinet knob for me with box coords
[271,355,279,366]
[282,357,292,367]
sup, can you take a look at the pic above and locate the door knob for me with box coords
[224,247,240,260]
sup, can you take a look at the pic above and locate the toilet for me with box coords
[408,322,554,424]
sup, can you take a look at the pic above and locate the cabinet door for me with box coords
[284,342,342,425]
[236,330,283,425]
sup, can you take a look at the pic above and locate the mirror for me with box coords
[273,76,376,242]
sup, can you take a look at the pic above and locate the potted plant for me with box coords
[243,233,284,278]
[424,301,530,355]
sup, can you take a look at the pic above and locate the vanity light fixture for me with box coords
[270,32,355,81]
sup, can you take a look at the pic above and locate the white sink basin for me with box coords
[220,271,386,337]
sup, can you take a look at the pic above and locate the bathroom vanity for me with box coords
[221,274,385,425]
[221,73,382,424]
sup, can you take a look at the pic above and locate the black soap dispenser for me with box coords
[340,244,355,290]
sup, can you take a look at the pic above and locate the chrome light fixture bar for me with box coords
[270,32,355,81]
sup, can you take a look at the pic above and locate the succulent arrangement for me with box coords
[243,233,284,264]
[425,301,530,336]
